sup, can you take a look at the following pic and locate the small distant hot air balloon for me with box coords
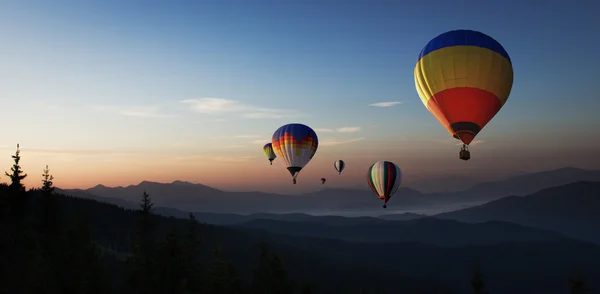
[366,161,402,209]
[271,123,319,184]
[334,160,345,175]
[414,29,514,161]
[263,143,276,165]
[320,178,326,184]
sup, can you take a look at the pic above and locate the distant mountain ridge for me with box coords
[434,181,600,244]
[58,167,600,214]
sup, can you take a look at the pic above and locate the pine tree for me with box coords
[569,270,592,294]
[156,225,188,294]
[204,244,243,294]
[38,165,63,294]
[251,241,293,294]
[184,212,203,292]
[471,265,487,294]
[5,143,27,192]
[127,190,158,294]
[268,254,294,294]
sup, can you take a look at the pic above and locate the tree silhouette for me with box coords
[569,270,592,294]
[252,241,294,294]
[204,244,242,294]
[127,190,158,294]
[156,225,187,294]
[471,264,487,294]
[184,212,203,292]
[5,143,27,192]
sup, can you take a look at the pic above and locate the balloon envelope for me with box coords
[271,123,319,179]
[263,143,276,164]
[334,160,345,175]
[414,29,514,145]
[366,161,402,204]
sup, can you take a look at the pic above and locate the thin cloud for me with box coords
[181,98,301,119]
[92,105,177,118]
[315,128,335,133]
[336,127,361,133]
[320,138,365,147]
[235,135,261,139]
[369,101,403,107]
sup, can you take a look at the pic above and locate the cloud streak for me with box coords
[315,127,361,133]
[181,98,302,119]
[320,138,365,147]
[369,101,403,107]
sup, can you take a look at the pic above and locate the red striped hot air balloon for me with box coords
[414,29,514,160]
[366,161,402,209]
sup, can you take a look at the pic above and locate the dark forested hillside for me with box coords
[1,146,599,294]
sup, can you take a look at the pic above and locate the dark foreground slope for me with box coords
[55,192,449,294]
[56,191,600,294]
[435,181,600,244]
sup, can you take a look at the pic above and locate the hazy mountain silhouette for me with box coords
[435,181,600,244]
[58,189,600,294]
[378,212,425,221]
[60,167,600,214]
[236,217,568,246]
[429,167,600,203]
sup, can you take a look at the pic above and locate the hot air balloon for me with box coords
[263,143,276,165]
[366,161,402,209]
[334,160,345,175]
[321,178,326,184]
[414,29,513,161]
[271,123,319,184]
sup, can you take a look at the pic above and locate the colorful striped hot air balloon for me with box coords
[414,29,514,161]
[271,123,319,184]
[366,161,402,208]
[263,143,276,165]
[334,160,345,175]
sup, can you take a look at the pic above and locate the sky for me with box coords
[0,0,599,193]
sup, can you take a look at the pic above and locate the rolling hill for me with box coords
[435,181,600,244]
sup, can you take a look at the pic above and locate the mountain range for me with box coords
[59,167,600,214]
[52,182,600,294]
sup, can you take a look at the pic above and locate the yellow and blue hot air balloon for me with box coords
[263,143,276,165]
[271,123,319,184]
[366,161,403,209]
[334,160,345,175]
[414,29,514,160]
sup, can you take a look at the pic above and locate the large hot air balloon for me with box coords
[263,143,276,165]
[334,160,345,175]
[366,161,402,208]
[320,178,326,184]
[271,123,319,184]
[414,29,514,161]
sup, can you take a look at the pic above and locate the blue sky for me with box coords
[0,0,599,192]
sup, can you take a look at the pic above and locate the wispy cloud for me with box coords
[181,98,302,119]
[315,127,361,133]
[92,105,177,118]
[235,135,261,139]
[368,101,403,107]
[336,127,361,133]
[320,138,365,147]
